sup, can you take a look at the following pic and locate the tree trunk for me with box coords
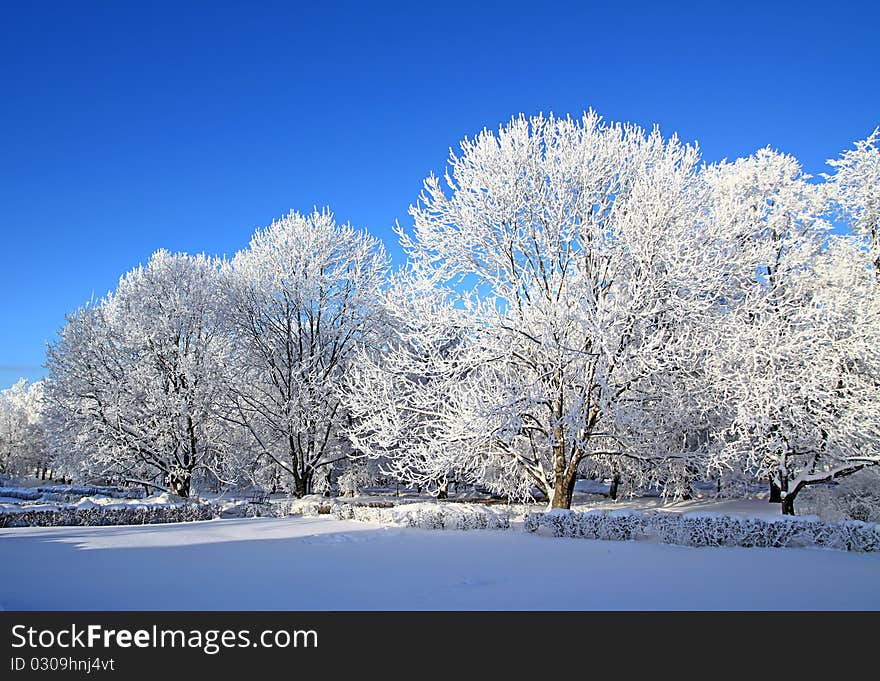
[437,481,448,499]
[168,470,191,498]
[770,458,790,503]
[781,482,805,516]
[293,472,312,498]
[769,478,788,503]
[323,468,332,497]
[550,477,575,509]
[781,494,795,516]
[609,474,621,501]
[550,468,577,509]
[548,439,582,509]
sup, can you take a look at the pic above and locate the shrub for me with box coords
[0,502,218,528]
[523,509,880,552]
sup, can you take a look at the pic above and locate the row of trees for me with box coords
[38,212,388,498]
[4,112,879,514]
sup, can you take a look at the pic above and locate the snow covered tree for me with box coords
[45,250,233,496]
[729,238,880,514]
[702,147,833,505]
[222,208,389,497]
[825,127,880,272]
[704,148,880,513]
[345,270,495,498]
[0,379,47,478]
[354,112,730,509]
[337,460,372,497]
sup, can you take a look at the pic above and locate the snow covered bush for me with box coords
[36,485,147,500]
[524,509,880,552]
[332,503,395,524]
[225,498,311,518]
[0,487,42,501]
[0,501,219,528]
[525,509,642,541]
[406,503,512,530]
[797,471,880,523]
[333,501,511,530]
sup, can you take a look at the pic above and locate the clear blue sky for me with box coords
[1,0,878,388]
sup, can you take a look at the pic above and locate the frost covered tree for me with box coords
[702,148,834,505]
[352,112,730,509]
[345,271,492,498]
[704,148,880,513]
[223,209,389,497]
[712,238,880,514]
[825,128,880,272]
[703,132,880,514]
[45,250,232,497]
[0,379,47,478]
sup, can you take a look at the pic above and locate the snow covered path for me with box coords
[1,516,878,610]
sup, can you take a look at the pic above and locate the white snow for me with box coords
[1,516,878,610]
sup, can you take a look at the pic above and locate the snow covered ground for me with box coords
[2,516,878,610]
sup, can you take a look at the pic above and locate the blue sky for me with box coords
[1,0,878,387]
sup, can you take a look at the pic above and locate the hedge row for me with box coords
[0,503,219,528]
[0,487,42,501]
[524,509,880,552]
[36,485,148,499]
[225,499,307,518]
[224,497,512,530]
[333,502,512,530]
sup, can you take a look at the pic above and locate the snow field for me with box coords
[1,516,878,610]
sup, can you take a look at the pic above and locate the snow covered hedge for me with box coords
[0,487,42,501]
[333,501,511,530]
[0,485,149,503]
[36,485,148,500]
[225,498,314,518]
[524,510,880,552]
[0,502,219,528]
